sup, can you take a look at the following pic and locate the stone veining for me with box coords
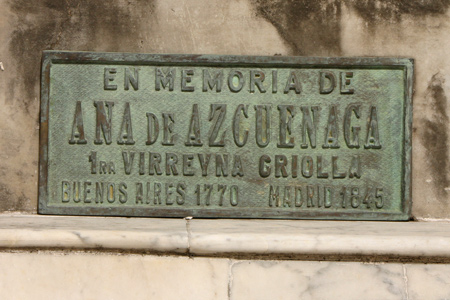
[402,264,410,300]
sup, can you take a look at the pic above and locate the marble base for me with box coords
[0,215,449,299]
[1,215,450,259]
[0,252,229,300]
[0,214,188,253]
[0,251,448,300]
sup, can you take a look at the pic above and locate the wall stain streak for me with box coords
[422,73,450,202]
[351,0,450,25]
[251,0,342,56]
[0,182,29,211]
[4,0,155,212]
[8,0,155,113]
[4,0,450,214]
[251,0,450,55]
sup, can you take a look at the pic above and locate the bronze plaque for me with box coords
[39,51,413,220]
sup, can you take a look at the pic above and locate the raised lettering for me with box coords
[181,69,194,92]
[218,185,226,206]
[317,156,329,178]
[231,155,244,177]
[284,71,301,94]
[216,154,229,177]
[149,152,162,175]
[365,106,382,149]
[69,101,87,144]
[230,185,239,206]
[73,182,81,203]
[94,101,114,145]
[117,102,135,145]
[323,105,340,148]
[232,104,249,147]
[62,181,70,202]
[139,152,145,175]
[277,105,295,148]
[307,185,315,207]
[300,106,320,148]
[165,153,179,175]
[340,72,354,94]
[84,181,92,203]
[250,70,266,93]
[275,155,288,178]
[208,104,226,146]
[203,69,223,92]
[272,70,277,93]
[107,183,115,203]
[176,183,186,205]
[320,71,336,94]
[185,104,203,146]
[324,186,332,208]
[165,183,174,205]
[104,68,117,90]
[183,154,195,176]
[155,68,175,91]
[89,151,97,174]
[136,183,143,204]
[269,185,281,207]
[228,70,245,92]
[154,182,162,204]
[332,156,346,178]
[122,151,135,175]
[124,67,139,90]
[198,154,211,176]
[162,113,175,145]
[302,156,313,178]
[254,105,271,147]
[349,155,361,178]
[283,186,292,207]
[292,155,298,178]
[146,113,159,145]
[119,183,127,203]
[344,104,361,148]
[259,155,271,178]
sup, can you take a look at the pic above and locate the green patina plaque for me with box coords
[39,51,413,220]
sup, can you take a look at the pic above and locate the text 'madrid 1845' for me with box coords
[39,51,413,220]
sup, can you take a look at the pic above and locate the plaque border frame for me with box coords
[39,51,413,220]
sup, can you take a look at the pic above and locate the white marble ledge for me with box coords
[0,214,188,253]
[1,214,450,258]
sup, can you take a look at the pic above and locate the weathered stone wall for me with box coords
[0,0,449,218]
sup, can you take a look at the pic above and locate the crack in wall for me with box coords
[184,216,193,256]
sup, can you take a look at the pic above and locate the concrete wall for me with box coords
[0,0,449,218]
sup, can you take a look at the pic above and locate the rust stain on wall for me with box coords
[421,73,450,202]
